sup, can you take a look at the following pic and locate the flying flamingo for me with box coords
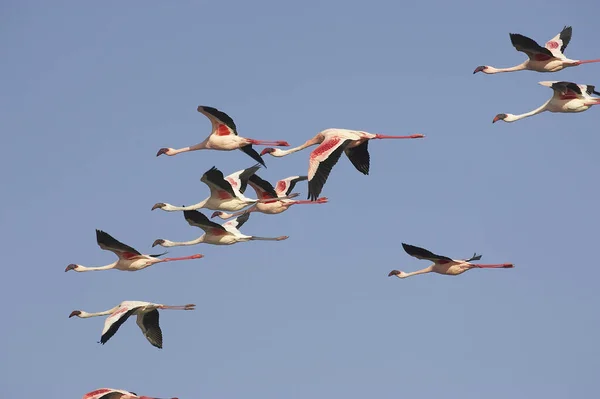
[260,128,424,200]
[388,243,514,280]
[152,210,288,248]
[155,105,289,166]
[69,300,195,349]
[212,174,328,219]
[64,230,203,273]
[492,80,600,123]
[474,26,600,75]
[82,388,177,399]
[151,164,295,213]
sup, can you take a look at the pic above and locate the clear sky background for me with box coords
[2,1,600,398]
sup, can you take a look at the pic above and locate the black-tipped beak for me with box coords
[69,310,81,318]
[210,211,221,219]
[152,239,165,248]
[473,66,487,74]
[152,203,165,211]
[156,148,169,157]
[388,270,400,277]
[65,264,77,272]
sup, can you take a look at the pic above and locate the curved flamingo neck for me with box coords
[403,266,433,278]
[506,101,550,121]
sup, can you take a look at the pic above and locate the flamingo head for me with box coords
[492,113,508,123]
[156,148,174,157]
[65,263,78,272]
[69,310,82,318]
[388,270,408,279]
[473,65,489,74]
[151,203,166,211]
[152,239,165,248]
[260,148,277,156]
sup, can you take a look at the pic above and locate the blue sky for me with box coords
[2,1,600,398]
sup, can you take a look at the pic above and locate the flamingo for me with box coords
[152,210,288,248]
[69,300,195,349]
[82,388,177,399]
[212,174,328,219]
[473,26,600,75]
[388,243,514,280]
[492,81,600,123]
[64,230,203,273]
[151,164,295,213]
[155,105,289,166]
[260,128,424,200]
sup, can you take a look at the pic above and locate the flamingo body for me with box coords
[65,230,203,273]
[69,300,196,349]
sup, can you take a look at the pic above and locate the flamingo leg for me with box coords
[576,58,600,65]
[160,304,196,310]
[289,197,328,205]
[473,263,514,269]
[374,134,425,139]
[248,139,290,146]
[160,254,204,262]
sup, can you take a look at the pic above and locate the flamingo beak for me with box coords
[473,65,487,74]
[152,239,165,248]
[388,270,400,277]
[152,203,166,211]
[210,211,221,218]
[492,113,507,123]
[65,264,78,272]
[156,148,169,157]
[69,310,81,318]
[260,148,274,156]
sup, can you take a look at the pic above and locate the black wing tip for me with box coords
[240,144,266,167]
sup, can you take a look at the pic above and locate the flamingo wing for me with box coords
[95,230,141,260]
[509,33,555,60]
[545,26,572,57]
[307,137,353,201]
[222,211,250,234]
[275,176,308,197]
[401,243,454,263]
[240,144,266,167]
[183,210,227,234]
[248,174,278,199]
[83,389,133,399]
[225,163,262,195]
[201,166,236,200]
[136,309,163,349]
[197,105,238,136]
[547,81,585,100]
[344,141,370,175]
[100,305,141,345]
[98,393,127,399]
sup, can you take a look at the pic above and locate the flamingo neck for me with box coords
[72,262,118,272]
[163,199,209,211]
[402,266,434,278]
[486,63,528,74]
[78,306,119,318]
[505,101,550,122]
[161,236,206,247]
[271,139,319,157]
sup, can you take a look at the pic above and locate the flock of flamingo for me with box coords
[69,25,599,399]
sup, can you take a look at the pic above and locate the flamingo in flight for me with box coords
[388,243,514,280]
[152,210,288,248]
[82,388,177,399]
[156,105,289,166]
[212,174,328,219]
[474,26,600,74]
[492,81,600,123]
[151,164,295,213]
[69,300,195,349]
[260,128,424,200]
[64,230,203,273]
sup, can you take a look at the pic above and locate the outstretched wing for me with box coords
[95,230,141,260]
[100,305,140,345]
[240,144,266,167]
[183,210,228,235]
[510,33,555,61]
[83,389,133,399]
[344,141,370,175]
[222,211,250,234]
[197,105,238,136]
[307,138,353,201]
[248,174,279,199]
[136,309,163,349]
[401,243,454,264]
[225,163,262,195]
[545,26,572,57]
[543,81,585,100]
[201,166,237,200]
[275,176,308,197]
